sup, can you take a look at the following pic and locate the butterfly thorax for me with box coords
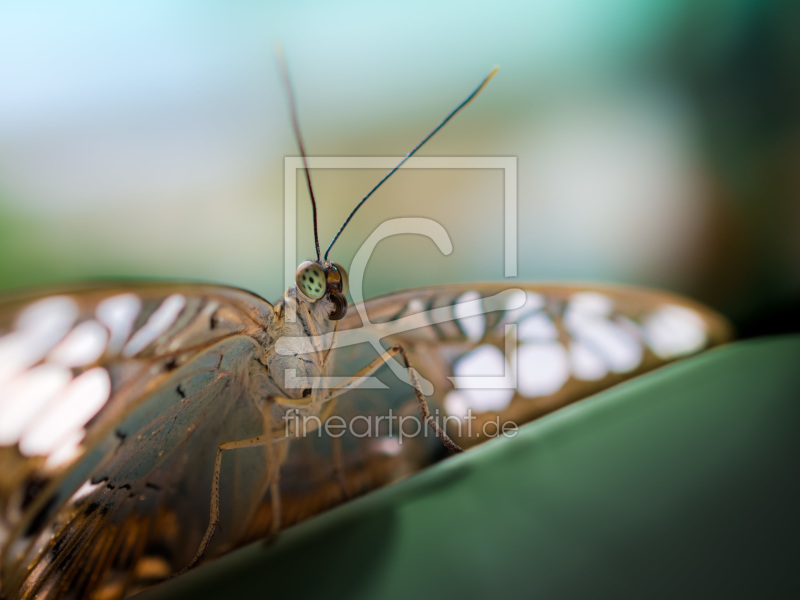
[261,288,337,408]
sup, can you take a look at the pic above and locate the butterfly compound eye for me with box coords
[323,263,348,320]
[331,263,350,294]
[295,261,326,300]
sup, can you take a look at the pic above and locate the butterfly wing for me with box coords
[331,283,733,447]
[0,283,282,599]
[257,283,732,548]
[0,281,732,598]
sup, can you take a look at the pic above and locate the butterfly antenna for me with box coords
[323,66,499,261]
[278,48,321,262]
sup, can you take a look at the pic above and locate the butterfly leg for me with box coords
[182,407,286,572]
[317,397,351,498]
[322,344,463,453]
[390,344,462,453]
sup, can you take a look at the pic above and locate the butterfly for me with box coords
[0,63,733,600]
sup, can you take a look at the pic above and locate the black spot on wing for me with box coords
[426,296,447,340]
[386,304,409,323]
[51,528,69,556]
[20,476,50,512]
[24,493,59,538]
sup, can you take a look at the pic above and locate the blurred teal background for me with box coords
[0,0,797,335]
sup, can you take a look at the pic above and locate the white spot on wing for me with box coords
[47,320,109,367]
[569,340,608,381]
[69,478,103,503]
[15,296,80,333]
[524,291,546,311]
[451,344,514,411]
[0,296,79,386]
[565,295,642,373]
[454,291,486,343]
[501,291,546,325]
[44,429,84,469]
[96,293,142,354]
[0,365,72,444]
[454,345,508,378]
[19,367,111,457]
[518,312,558,341]
[643,305,708,358]
[407,299,424,314]
[369,437,403,457]
[569,292,614,317]
[517,342,570,397]
[445,390,470,418]
[123,294,186,357]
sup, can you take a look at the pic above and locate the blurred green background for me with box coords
[1,0,798,337]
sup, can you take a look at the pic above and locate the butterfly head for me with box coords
[282,63,496,323]
[294,260,349,320]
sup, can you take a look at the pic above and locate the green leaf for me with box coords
[142,336,800,600]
